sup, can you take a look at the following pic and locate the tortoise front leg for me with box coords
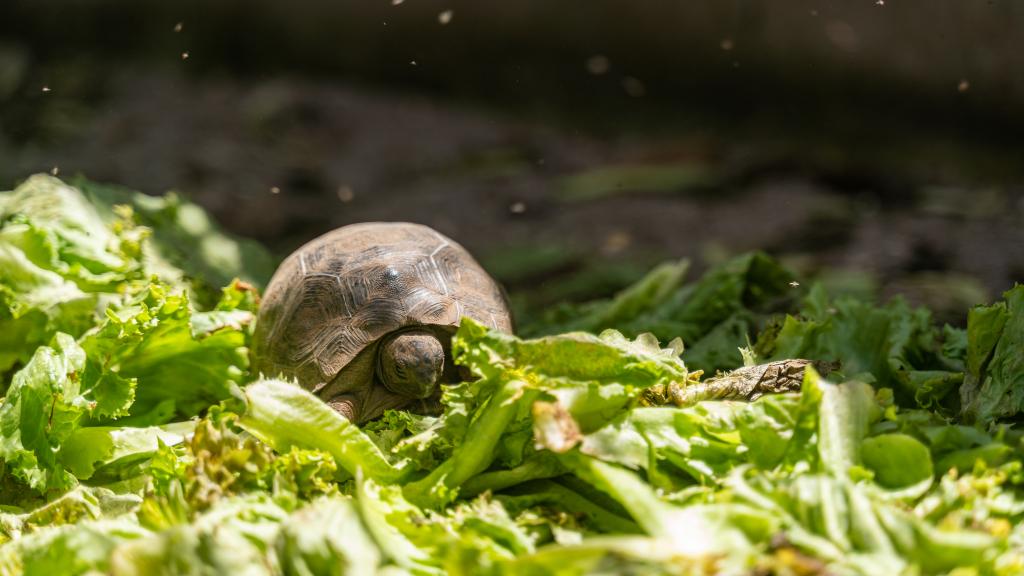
[325,386,418,424]
[326,394,360,422]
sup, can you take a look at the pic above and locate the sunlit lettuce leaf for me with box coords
[238,379,408,484]
[0,175,148,377]
[139,413,339,532]
[74,177,276,308]
[728,470,999,575]
[455,317,689,387]
[860,434,933,490]
[560,453,777,570]
[0,279,251,495]
[57,422,193,482]
[0,333,124,492]
[577,404,748,486]
[110,493,290,576]
[403,320,694,508]
[80,283,252,424]
[356,476,445,575]
[0,175,145,292]
[496,535,726,576]
[0,485,142,542]
[915,461,1024,547]
[274,497,380,576]
[0,518,149,576]
[0,174,270,383]
[490,479,638,535]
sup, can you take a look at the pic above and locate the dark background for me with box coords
[1,0,1022,322]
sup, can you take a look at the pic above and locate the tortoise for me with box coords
[253,222,514,424]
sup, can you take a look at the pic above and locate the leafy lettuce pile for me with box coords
[1,175,1022,575]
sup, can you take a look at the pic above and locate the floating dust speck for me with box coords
[585,55,610,75]
[509,201,526,214]
[41,86,51,93]
[622,76,646,97]
[181,51,190,60]
[810,9,819,16]
[410,60,418,66]
[51,166,59,176]
[392,0,404,5]
[958,79,970,92]
[601,231,632,256]
[789,281,801,288]
[337,186,355,203]
[270,186,281,195]
[438,10,453,25]
[875,0,885,5]
[174,21,183,33]
[720,38,734,51]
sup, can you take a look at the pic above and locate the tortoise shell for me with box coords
[253,222,512,421]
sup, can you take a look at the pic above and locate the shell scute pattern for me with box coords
[253,222,513,405]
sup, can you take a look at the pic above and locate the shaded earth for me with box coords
[2,69,1022,325]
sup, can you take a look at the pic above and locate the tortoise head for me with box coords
[378,329,445,399]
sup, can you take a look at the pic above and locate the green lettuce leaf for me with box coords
[758,284,962,412]
[0,175,148,378]
[274,497,381,576]
[0,333,124,492]
[530,252,795,375]
[80,282,252,424]
[238,379,408,484]
[402,319,697,508]
[110,494,290,576]
[74,177,276,308]
[959,285,1024,425]
[0,518,149,576]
